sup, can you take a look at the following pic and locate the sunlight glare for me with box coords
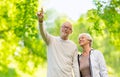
[40,0,96,20]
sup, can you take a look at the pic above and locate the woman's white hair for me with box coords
[79,33,93,46]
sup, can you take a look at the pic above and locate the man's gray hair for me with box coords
[79,33,93,46]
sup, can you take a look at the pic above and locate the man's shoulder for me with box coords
[68,40,75,44]
[68,40,77,46]
[54,37,77,46]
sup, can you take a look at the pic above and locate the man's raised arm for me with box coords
[37,8,49,45]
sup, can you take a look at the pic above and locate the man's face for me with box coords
[79,35,90,46]
[60,22,72,37]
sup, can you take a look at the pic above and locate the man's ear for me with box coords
[70,30,72,34]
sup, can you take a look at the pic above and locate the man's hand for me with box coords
[37,8,44,23]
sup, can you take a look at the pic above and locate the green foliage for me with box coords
[0,0,120,77]
[93,0,120,76]
[0,0,46,77]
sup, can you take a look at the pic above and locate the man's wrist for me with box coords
[39,21,43,24]
[39,22,43,25]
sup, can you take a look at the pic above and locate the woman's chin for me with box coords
[80,44,84,46]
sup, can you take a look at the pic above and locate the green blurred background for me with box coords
[0,0,120,77]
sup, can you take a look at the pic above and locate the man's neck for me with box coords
[60,36,68,40]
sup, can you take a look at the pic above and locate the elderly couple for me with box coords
[37,8,108,77]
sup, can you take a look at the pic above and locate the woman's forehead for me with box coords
[80,34,86,37]
[79,34,88,38]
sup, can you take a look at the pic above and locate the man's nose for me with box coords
[65,28,69,31]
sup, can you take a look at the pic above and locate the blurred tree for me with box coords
[0,0,47,77]
[70,0,120,76]
[0,0,120,77]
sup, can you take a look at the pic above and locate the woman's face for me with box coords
[79,35,90,47]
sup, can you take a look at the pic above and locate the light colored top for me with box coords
[90,50,108,77]
[78,50,108,77]
[80,55,91,77]
[44,31,79,77]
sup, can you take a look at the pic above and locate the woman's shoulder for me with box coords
[91,49,103,56]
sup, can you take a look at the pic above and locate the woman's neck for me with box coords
[82,45,91,56]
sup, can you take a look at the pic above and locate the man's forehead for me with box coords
[63,22,72,26]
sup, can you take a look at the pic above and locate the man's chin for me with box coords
[64,33,69,36]
[61,32,69,37]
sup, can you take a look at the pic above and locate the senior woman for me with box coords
[78,33,108,77]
